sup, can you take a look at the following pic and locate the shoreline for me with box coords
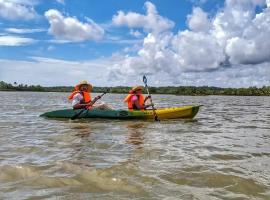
[1,89,270,96]
[1,81,270,96]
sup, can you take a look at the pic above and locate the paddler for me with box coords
[68,80,110,110]
[124,85,153,110]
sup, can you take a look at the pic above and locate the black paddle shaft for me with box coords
[143,75,160,122]
[70,91,108,120]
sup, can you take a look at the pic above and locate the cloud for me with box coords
[0,0,37,20]
[0,57,115,86]
[47,45,55,51]
[188,0,209,4]
[1,0,269,88]
[130,29,143,38]
[112,1,174,33]
[108,0,270,86]
[44,9,104,42]
[6,0,38,5]
[172,62,270,87]
[5,28,45,34]
[108,31,225,81]
[187,7,211,32]
[172,31,225,71]
[224,2,270,64]
[0,35,36,46]
[0,55,269,87]
[103,35,143,45]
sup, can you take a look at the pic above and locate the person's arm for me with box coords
[142,103,155,110]
[72,94,83,109]
[144,95,151,103]
[133,100,145,109]
[88,95,101,106]
[72,93,101,109]
[133,99,154,110]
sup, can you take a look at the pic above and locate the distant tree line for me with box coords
[0,81,45,92]
[1,81,270,96]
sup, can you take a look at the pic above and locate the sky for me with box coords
[0,0,270,87]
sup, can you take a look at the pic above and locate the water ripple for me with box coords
[0,92,269,199]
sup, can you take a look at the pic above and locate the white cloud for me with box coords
[130,29,143,38]
[0,57,115,86]
[212,0,259,46]
[112,1,174,33]
[47,45,55,51]
[187,7,211,32]
[1,55,269,87]
[102,37,142,45]
[7,0,38,5]
[48,39,72,44]
[5,28,45,34]
[172,31,225,71]
[108,31,225,81]
[172,63,270,87]
[44,9,104,42]
[226,0,265,8]
[188,0,209,4]
[0,0,37,20]
[0,35,36,46]
[1,0,269,87]
[108,0,270,86]
[225,2,270,64]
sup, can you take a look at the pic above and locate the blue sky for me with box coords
[0,0,270,87]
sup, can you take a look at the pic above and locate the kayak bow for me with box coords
[40,105,201,120]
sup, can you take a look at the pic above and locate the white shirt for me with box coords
[71,93,84,107]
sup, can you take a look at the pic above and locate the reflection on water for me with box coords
[126,122,145,147]
[71,123,92,138]
[0,92,270,199]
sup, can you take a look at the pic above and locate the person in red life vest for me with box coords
[124,85,153,110]
[68,80,110,110]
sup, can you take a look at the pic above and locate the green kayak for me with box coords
[40,105,201,120]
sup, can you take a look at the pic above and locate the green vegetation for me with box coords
[0,81,45,92]
[1,81,270,96]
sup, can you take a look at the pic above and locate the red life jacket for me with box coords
[124,93,145,110]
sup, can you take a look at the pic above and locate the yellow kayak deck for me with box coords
[135,105,201,120]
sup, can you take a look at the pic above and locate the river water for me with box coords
[0,91,269,199]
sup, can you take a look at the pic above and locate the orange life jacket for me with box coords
[68,91,92,103]
[124,93,145,110]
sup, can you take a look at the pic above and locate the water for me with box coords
[0,91,269,199]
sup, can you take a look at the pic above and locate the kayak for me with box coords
[40,105,201,120]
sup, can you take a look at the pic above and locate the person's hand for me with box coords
[94,95,101,101]
[86,102,92,106]
[146,103,154,108]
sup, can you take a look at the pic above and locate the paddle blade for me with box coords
[143,75,147,85]
[70,109,85,120]
[154,115,160,122]
[105,88,111,93]
[71,113,80,120]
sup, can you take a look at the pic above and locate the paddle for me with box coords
[71,90,108,120]
[143,75,160,122]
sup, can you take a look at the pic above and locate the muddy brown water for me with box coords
[0,92,269,199]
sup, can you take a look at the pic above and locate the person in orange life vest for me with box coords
[124,85,154,110]
[68,80,110,110]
